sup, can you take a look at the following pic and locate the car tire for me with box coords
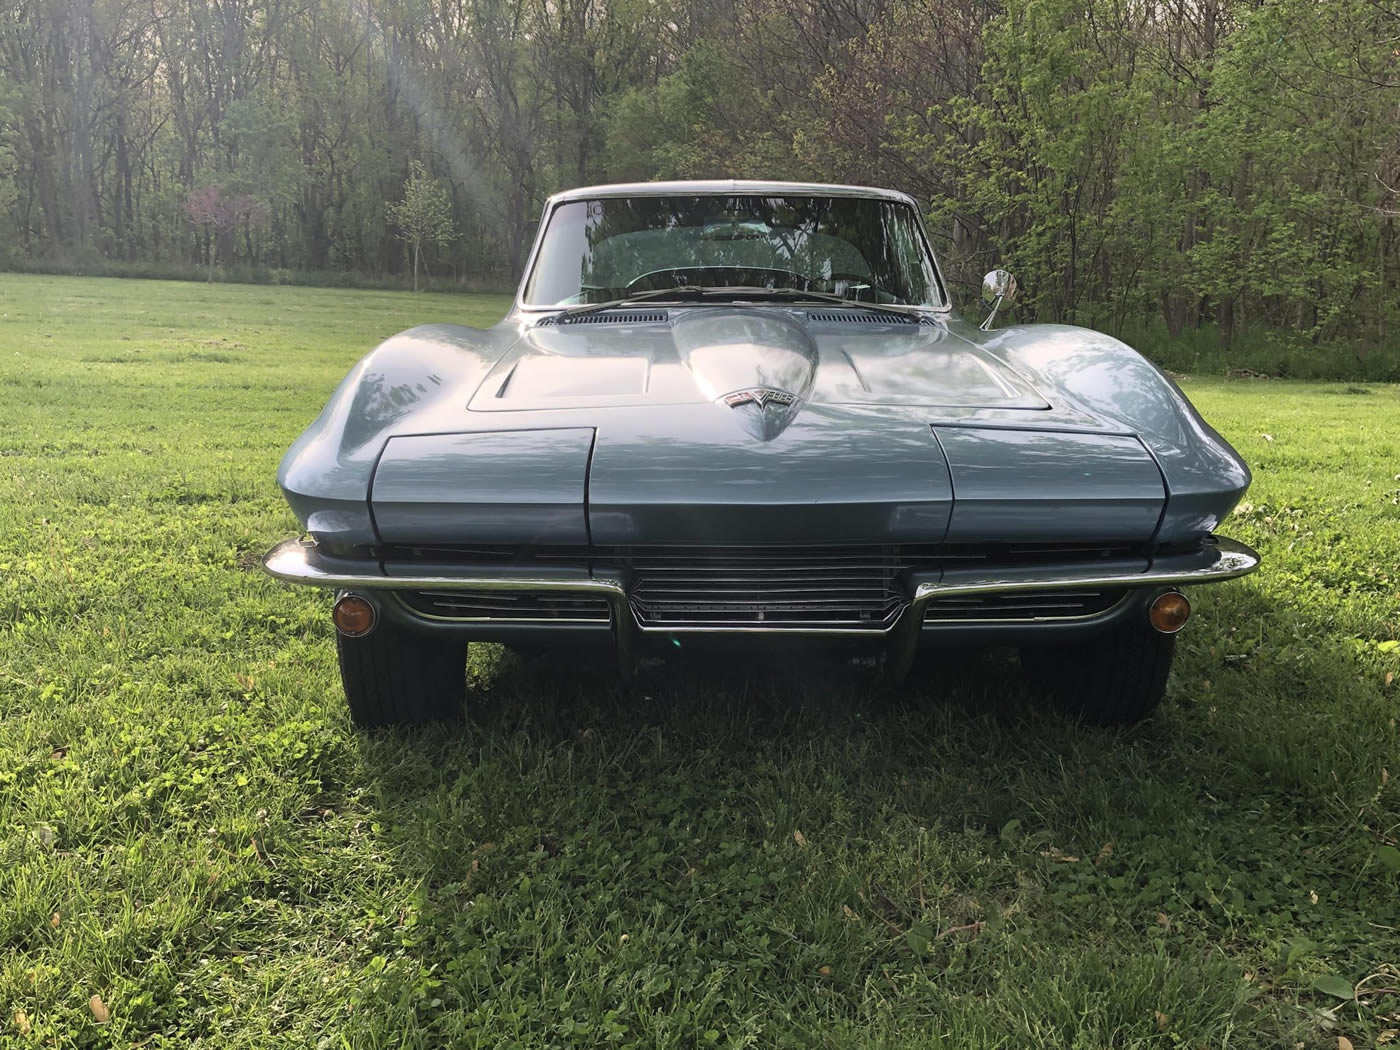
[1019,619,1176,725]
[335,623,468,729]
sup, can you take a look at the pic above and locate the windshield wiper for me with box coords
[544,286,715,321]
[706,287,930,317]
[542,285,931,322]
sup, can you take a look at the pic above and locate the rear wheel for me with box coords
[335,622,467,729]
[1019,618,1175,725]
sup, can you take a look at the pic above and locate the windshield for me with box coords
[522,195,941,308]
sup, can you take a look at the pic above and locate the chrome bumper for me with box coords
[262,535,1260,676]
[263,535,1260,599]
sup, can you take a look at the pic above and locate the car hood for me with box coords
[468,307,1050,433]
[279,308,1250,550]
[364,309,1171,547]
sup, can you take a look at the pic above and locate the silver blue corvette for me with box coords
[263,180,1259,727]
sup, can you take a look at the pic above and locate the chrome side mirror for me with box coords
[979,269,1017,330]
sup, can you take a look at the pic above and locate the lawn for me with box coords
[1,273,1397,1049]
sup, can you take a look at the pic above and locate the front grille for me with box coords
[923,589,1125,622]
[622,546,908,629]
[398,590,611,623]
[383,543,1149,630]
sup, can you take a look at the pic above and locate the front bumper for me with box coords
[262,535,1260,675]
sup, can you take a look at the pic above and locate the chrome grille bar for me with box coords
[624,545,906,630]
[398,590,612,623]
[923,590,1125,622]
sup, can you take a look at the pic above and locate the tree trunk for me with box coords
[1217,296,1234,347]
[413,239,420,292]
[23,115,64,254]
[1162,288,1184,338]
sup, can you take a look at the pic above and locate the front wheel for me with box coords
[335,622,468,729]
[1019,618,1176,725]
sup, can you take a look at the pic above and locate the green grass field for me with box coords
[1,273,1397,1048]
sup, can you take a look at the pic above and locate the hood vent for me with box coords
[537,311,669,326]
[807,310,916,325]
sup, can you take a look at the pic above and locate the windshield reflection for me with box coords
[523,195,938,308]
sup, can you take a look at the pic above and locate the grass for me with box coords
[0,273,1397,1049]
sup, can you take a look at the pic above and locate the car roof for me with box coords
[546,180,919,208]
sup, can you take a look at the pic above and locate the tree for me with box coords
[185,185,263,281]
[0,0,1395,351]
[386,160,454,291]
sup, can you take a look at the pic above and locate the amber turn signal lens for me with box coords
[332,594,377,637]
[1148,591,1191,634]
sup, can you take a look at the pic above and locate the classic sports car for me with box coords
[263,180,1259,727]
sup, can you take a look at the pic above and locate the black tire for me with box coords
[335,622,468,729]
[1019,618,1175,725]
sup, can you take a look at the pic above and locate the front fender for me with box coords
[972,324,1251,543]
[277,323,515,547]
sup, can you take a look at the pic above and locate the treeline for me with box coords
[0,0,1397,350]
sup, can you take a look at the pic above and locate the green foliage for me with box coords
[1191,0,1398,344]
[966,0,1182,322]
[858,0,1399,348]
[1122,321,1400,383]
[1,0,1396,344]
[605,41,804,182]
[0,274,1398,1046]
[388,162,455,248]
[220,93,303,210]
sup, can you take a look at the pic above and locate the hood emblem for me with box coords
[722,388,797,409]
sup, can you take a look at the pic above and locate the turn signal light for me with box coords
[332,594,377,637]
[1148,591,1191,634]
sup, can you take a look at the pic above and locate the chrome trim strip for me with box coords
[910,536,1259,605]
[391,593,612,626]
[921,592,1129,625]
[632,622,902,636]
[261,539,626,598]
[547,180,921,206]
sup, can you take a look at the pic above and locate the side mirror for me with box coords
[979,269,1017,330]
